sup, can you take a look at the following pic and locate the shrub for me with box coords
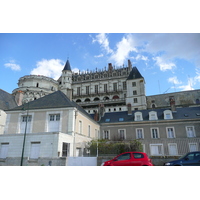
[87,139,143,156]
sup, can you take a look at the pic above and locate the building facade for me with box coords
[99,106,200,157]
[0,91,100,166]
[12,59,200,113]
[1,58,200,165]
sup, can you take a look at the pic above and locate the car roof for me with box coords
[120,152,146,154]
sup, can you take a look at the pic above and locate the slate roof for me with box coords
[0,89,17,110]
[127,67,143,80]
[99,106,200,123]
[6,90,94,120]
[63,60,71,71]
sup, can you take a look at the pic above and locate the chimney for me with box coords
[108,63,113,71]
[128,59,132,71]
[169,96,176,112]
[14,90,24,106]
[127,103,132,115]
[98,104,105,118]
[94,110,99,121]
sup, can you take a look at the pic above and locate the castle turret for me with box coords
[60,59,72,100]
[126,66,147,110]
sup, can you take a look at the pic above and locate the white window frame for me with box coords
[164,110,173,119]
[151,128,159,139]
[150,144,164,156]
[186,126,196,138]
[46,111,62,132]
[136,128,144,139]
[88,125,91,137]
[149,111,158,120]
[118,129,126,140]
[29,142,40,160]
[18,112,34,134]
[103,130,110,140]
[189,143,198,152]
[134,112,143,121]
[166,127,176,138]
[168,143,178,155]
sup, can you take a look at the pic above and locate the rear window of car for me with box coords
[133,153,144,159]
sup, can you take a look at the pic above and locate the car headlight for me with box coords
[101,162,105,166]
[165,162,172,166]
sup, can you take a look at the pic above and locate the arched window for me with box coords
[36,83,39,87]
[164,110,173,119]
[94,97,100,101]
[103,96,109,100]
[134,112,143,121]
[149,111,158,120]
[113,95,119,99]
[76,99,81,103]
[85,98,90,102]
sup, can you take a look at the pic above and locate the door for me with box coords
[111,153,131,166]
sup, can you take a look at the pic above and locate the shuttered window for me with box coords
[30,142,40,159]
[48,114,60,132]
[168,143,178,155]
[20,115,32,133]
[150,144,163,156]
[0,143,9,159]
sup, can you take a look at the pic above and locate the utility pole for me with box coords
[20,102,29,166]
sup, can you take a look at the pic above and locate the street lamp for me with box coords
[20,102,29,166]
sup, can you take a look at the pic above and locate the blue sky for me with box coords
[1,33,200,96]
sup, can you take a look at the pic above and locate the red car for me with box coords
[101,152,153,166]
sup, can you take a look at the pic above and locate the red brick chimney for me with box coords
[169,96,176,111]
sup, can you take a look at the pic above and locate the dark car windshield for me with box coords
[179,152,200,160]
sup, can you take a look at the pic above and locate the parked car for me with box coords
[101,152,153,166]
[164,151,200,166]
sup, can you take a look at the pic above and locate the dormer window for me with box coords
[149,111,158,120]
[134,112,143,121]
[164,110,173,120]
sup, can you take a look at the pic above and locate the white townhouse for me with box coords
[0,91,99,166]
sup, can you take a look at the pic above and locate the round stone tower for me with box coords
[12,75,59,105]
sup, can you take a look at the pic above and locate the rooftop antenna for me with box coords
[158,80,161,94]
[163,87,171,94]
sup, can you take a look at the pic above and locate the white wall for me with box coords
[0,110,7,134]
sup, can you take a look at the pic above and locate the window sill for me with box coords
[28,158,39,163]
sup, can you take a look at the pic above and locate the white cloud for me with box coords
[110,34,138,66]
[135,54,148,61]
[168,76,182,85]
[30,59,64,80]
[139,33,200,68]
[4,60,21,71]
[94,53,104,58]
[177,83,194,91]
[72,68,79,73]
[153,56,176,71]
[92,33,113,54]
